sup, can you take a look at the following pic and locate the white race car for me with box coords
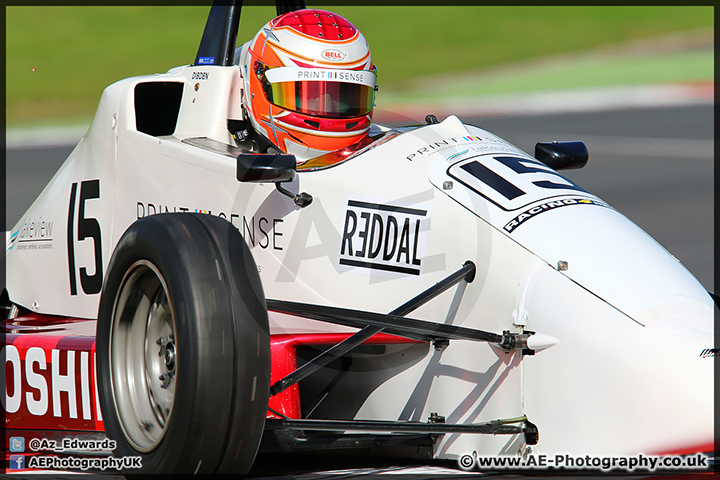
[4,1,714,475]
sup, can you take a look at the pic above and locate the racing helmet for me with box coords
[240,9,376,161]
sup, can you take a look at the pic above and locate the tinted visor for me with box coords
[261,66,376,118]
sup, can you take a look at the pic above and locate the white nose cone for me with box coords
[527,333,559,352]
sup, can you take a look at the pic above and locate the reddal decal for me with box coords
[339,199,428,276]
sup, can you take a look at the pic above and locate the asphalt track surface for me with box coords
[3,104,715,478]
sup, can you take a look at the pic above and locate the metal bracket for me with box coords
[275,182,313,208]
[263,260,541,449]
[498,330,532,354]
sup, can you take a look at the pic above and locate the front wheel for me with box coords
[96,213,270,474]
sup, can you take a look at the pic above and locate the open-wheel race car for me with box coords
[4,0,715,475]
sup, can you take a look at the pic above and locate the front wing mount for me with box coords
[264,261,540,450]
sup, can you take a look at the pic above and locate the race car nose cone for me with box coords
[526,333,559,352]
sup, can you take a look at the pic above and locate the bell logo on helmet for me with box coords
[322,49,346,61]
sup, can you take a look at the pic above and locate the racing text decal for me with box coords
[503,198,610,233]
[339,199,428,277]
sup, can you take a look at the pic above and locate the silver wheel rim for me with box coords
[109,260,177,453]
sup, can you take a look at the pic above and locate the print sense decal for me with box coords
[339,199,428,277]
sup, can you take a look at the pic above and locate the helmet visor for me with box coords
[262,66,376,118]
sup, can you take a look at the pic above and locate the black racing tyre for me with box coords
[96,213,270,474]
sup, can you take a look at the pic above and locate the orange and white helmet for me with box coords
[239,9,376,162]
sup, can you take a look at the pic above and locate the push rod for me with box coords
[267,262,476,396]
[265,301,503,344]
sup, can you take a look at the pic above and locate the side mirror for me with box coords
[236,153,297,183]
[535,141,588,171]
[236,153,313,208]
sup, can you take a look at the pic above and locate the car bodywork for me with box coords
[3,0,714,474]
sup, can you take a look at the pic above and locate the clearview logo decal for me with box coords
[7,217,54,251]
[339,200,427,276]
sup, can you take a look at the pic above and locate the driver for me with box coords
[236,9,377,163]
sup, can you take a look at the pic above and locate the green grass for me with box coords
[5,5,713,127]
[381,49,714,104]
[337,6,712,84]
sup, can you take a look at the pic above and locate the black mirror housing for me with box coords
[237,153,297,183]
[535,141,588,171]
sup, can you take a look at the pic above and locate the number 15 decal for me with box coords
[67,180,103,295]
[449,155,587,211]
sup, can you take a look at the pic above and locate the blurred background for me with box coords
[5,5,714,292]
[5,5,712,128]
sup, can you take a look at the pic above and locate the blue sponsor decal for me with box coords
[198,57,215,65]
